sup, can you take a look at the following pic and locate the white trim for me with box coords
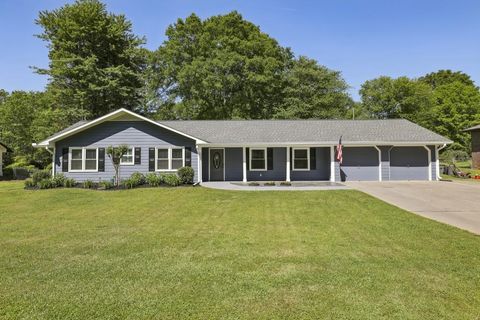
[249,148,267,171]
[196,141,453,148]
[292,147,310,171]
[242,147,247,182]
[155,147,185,172]
[68,147,99,172]
[374,146,382,181]
[330,146,335,182]
[34,108,206,147]
[424,145,432,181]
[436,144,447,180]
[209,148,225,181]
[120,147,135,165]
[286,146,291,182]
[198,147,203,183]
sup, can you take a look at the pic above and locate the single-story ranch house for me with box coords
[33,108,451,183]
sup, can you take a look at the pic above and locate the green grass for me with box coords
[0,181,479,319]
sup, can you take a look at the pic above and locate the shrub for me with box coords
[162,173,182,187]
[64,178,76,188]
[38,179,54,189]
[51,174,67,187]
[99,180,114,190]
[248,182,260,186]
[264,181,276,186]
[440,149,470,164]
[122,178,136,189]
[177,166,194,184]
[32,170,51,185]
[280,181,291,186]
[83,180,95,189]
[130,172,146,186]
[1,167,13,180]
[24,178,36,189]
[146,173,162,187]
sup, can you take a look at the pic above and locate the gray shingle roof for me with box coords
[465,124,480,131]
[41,120,89,142]
[159,119,451,144]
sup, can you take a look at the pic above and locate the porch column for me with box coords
[330,146,335,182]
[198,147,202,183]
[435,145,440,181]
[424,145,432,181]
[286,146,291,182]
[374,146,382,181]
[242,147,247,183]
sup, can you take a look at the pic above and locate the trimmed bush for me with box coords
[99,180,114,190]
[162,173,181,187]
[280,181,291,186]
[122,178,136,189]
[130,172,146,186]
[264,181,276,186]
[64,178,76,188]
[248,182,260,186]
[32,170,51,185]
[24,178,36,189]
[52,174,67,187]
[146,173,162,187]
[83,180,95,189]
[38,179,54,189]
[177,166,194,184]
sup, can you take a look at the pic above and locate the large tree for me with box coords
[419,70,476,89]
[274,56,352,119]
[359,76,433,121]
[150,12,293,120]
[35,0,146,119]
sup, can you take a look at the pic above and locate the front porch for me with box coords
[201,180,349,191]
[198,146,335,183]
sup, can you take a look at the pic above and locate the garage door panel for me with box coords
[340,147,379,181]
[390,147,428,180]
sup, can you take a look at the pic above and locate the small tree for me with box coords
[106,145,129,187]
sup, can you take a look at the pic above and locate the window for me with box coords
[293,148,309,170]
[250,148,266,171]
[156,147,184,171]
[120,148,134,165]
[69,147,98,172]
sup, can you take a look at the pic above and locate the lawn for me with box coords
[0,181,479,319]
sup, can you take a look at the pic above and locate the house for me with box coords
[33,108,452,183]
[0,142,9,177]
[464,124,480,169]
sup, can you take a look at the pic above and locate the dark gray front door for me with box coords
[210,149,224,181]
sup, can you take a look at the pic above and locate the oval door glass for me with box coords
[213,152,221,169]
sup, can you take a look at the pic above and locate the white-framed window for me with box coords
[293,148,310,171]
[120,148,135,165]
[250,148,267,171]
[69,147,98,172]
[155,147,185,171]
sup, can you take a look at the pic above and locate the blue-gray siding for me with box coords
[54,121,199,182]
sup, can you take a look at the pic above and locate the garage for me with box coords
[340,147,379,181]
[390,146,429,180]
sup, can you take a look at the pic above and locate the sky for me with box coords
[0,0,479,100]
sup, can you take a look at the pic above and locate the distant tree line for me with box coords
[0,0,479,168]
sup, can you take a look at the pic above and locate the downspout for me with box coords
[437,144,447,180]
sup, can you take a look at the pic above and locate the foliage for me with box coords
[32,170,51,185]
[248,182,260,186]
[177,166,194,184]
[423,82,480,152]
[162,173,182,187]
[440,149,470,164]
[419,70,476,89]
[359,76,433,121]
[1,168,14,180]
[51,174,67,187]
[64,178,76,188]
[264,181,276,186]
[35,0,146,119]
[5,156,36,171]
[145,173,163,187]
[280,181,291,186]
[274,56,352,119]
[83,180,96,189]
[151,11,292,120]
[98,180,114,190]
[106,145,130,186]
[24,178,36,188]
[123,172,145,189]
[38,179,54,189]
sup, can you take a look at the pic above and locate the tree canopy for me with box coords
[35,0,146,119]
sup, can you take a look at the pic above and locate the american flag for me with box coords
[336,136,343,165]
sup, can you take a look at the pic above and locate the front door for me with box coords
[209,149,225,181]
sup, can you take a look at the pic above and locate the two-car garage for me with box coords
[340,146,430,181]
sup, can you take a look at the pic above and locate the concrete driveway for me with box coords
[346,181,480,235]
